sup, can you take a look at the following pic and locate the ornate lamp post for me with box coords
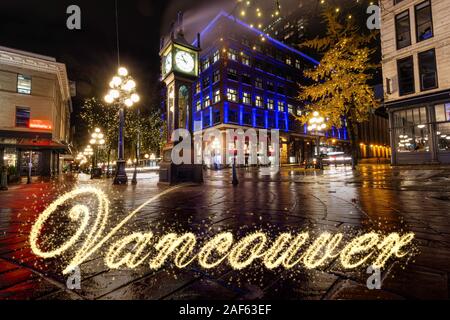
[83,145,94,175]
[89,128,106,178]
[104,67,140,185]
[307,111,327,169]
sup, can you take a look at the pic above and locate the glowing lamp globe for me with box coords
[104,95,114,104]
[124,99,133,107]
[131,93,140,103]
[118,67,128,77]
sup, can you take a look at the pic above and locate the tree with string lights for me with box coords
[297,9,379,169]
[80,97,119,176]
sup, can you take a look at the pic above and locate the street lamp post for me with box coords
[307,111,327,170]
[83,145,94,176]
[104,67,140,185]
[89,128,106,179]
[27,151,32,184]
[132,108,140,185]
[232,146,239,186]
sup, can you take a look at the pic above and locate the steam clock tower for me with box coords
[159,15,203,184]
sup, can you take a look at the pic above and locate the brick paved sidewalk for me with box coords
[0,165,449,300]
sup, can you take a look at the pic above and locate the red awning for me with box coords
[1,138,69,152]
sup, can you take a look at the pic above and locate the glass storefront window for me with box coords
[3,148,17,167]
[393,107,429,153]
[436,123,450,151]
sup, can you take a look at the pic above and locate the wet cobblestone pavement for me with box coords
[0,165,449,300]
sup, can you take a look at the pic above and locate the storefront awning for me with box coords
[0,138,70,153]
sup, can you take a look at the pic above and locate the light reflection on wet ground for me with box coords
[0,164,449,300]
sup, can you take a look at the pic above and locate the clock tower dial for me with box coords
[164,52,172,74]
[175,50,195,73]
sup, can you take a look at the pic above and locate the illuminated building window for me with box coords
[267,99,274,110]
[16,106,30,127]
[17,74,31,94]
[195,81,201,94]
[196,100,201,111]
[202,59,210,71]
[204,95,211,108]
[286,56,292,65]
[255,96,263,107]
[213,50,220,63]
[242,53,250,66]
[214,89,221,103]
[278,101,285,111]
[288,104,294,114]
[295,60,301,69]
[243,92,251,105]
[296,108,302,116]
[227,49,238,61]
[227,88,238,102]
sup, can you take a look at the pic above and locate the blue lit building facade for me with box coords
[191,12,349,165]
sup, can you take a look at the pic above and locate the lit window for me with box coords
[278,101,285,111]
[213,50,220,63]
[286,57,292,65]
[295,60,301,69]
[288,104,294,114]
[267,99,274,110]
[204,95,211,108]
[202,59,210,71]
[255,96,263,107]
[243,92,251,105]
[214,90,221,103]
[227,49,237,61]
[196,100,202,111]
[227,88,238,102]
[242,53,250,66]
[17,74,31,94]
[195,82,201,94]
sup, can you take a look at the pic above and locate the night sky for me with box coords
[0,0,376,145]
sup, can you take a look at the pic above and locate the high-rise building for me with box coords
[189,11,350,166]
[381,0,450,165]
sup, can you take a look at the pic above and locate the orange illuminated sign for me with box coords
[29,120,52,130]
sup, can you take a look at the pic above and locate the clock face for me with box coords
[164,52,172,74]
[175,50,195,73]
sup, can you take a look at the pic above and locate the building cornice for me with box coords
[0,47,71,102]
